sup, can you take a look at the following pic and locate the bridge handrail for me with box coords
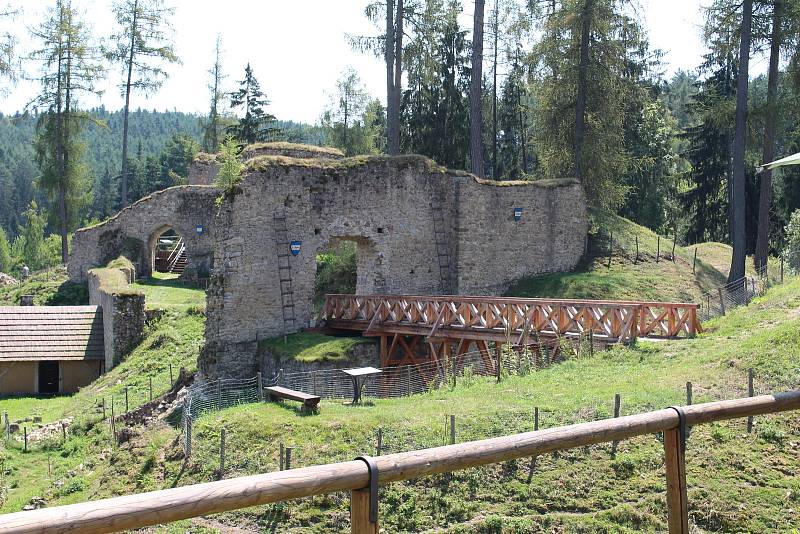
[1,391,798,534]
[323,293,701,308]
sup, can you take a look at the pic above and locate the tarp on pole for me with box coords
[758,151,800,172]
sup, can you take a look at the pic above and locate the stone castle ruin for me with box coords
[68,143,588,379]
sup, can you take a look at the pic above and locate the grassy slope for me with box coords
[261,332,371,363]
[1,278,798,531]
[507,210,729,303]
[131,272,206,311]
[0,267,88,306]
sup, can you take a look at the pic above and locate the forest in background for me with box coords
[1,0,799,280]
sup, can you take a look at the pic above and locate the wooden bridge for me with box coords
[321,294,701,367]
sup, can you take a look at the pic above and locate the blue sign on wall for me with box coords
[290,241,302,256]
[514,208,522,222]
[196,224,205,235]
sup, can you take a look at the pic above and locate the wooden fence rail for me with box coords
[322,294,701,343]
[1,391,798,534]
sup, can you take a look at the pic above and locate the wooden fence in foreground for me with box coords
[1,391,798,534]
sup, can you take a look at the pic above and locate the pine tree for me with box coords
[0,5,17,83]
[201,35,226,153]
[30,0,103,264]
[21,201,46,271]
[321,68,372,156]
[226,63,279,145]
[469,0,486,176]
[106,0,179,207]
[0,226,11,272]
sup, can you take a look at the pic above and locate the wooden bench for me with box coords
[264,386,321,414]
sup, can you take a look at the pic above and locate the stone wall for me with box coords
[69,186,218,282]
[68,152,587,380]
[200,155,587,378]
[87,262,146,369]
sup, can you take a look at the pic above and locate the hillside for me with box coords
[1,273,798,531]
[507,209,737,303]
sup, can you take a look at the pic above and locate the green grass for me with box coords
[260,332,371,363]
[2,277,800,531]
[507,209,729,303]
[131,272,206,311]
[0,267,87,306]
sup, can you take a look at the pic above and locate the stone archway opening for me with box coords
[149,226,188,278]
[313,239,358,317]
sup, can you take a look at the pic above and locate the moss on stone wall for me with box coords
[89,257,143,297]
[241,141,344,159]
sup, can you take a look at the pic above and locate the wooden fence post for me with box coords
[406,366,411,396]
[111,397,116,446]
[257,372,264,402]
[351,488,378,534]
[279,443,285,471]
[376,428,383,456]
[61,422,66,443]
[718,288,726,315]
[527,407,540,483]
[747,369,754,433]
[450,415,456,445]
[686,382,693,438]
[611,394,621,458]
[102,398,106,420]
[124,387,129,413]
[663,428,689,534]
[149,377,153,402]
[692,249,697,274]
[23,426,27,452]
[285,447,292,470]
[671,237,676,263]
[219,428,226,479]
[169,363,174,385]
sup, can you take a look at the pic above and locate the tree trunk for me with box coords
[728,0,753,284]
[120,0,138,207]
[386,0,396,155]
[492,0,499,178]
[470,0,486,177]
[574,0,592,182]
[391,0,403,154]
[755,0,782,272]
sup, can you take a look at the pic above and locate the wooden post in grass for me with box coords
[169,363,174,385]
[657,236,661,263]
[406,366,411,396]
[450,415,456,445]
[671,236,676,263]
[692,249,697,274]
[686,382,693,438]
[664,427,689,533]
[376,428,383,456]
[279,443,285,471]
[747,369,754,433]
[351,487,378,534]
[496,345,502,383]
[61,422,66,443]
[124,387,129,413]
[23,426,27,452]
[718,288,726,315]
[111,397,116,446]
[611,394,621,458]
[527,407,540,483]
[101,398,106,420]
[149,377,153,402]
[219,428,226,479]
[285,447,292,470]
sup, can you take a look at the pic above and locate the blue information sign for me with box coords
[290,241,302,256]
[196,224,204,235]
[514,208,522,222]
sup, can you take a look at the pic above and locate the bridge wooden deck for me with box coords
[321,294,701,368]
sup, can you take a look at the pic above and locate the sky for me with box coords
[0,0,718,124]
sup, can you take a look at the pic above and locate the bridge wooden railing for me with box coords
[1,391,797,534]
[321,294,701,343]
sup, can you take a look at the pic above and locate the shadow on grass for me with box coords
[135,275,200,290]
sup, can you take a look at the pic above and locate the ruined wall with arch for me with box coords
[69,154,588,381]
[200,155,587,379]
[68,186,219,283]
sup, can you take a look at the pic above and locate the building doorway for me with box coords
[38,361,59,394]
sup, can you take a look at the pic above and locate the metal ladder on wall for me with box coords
[431,199,452,294]
[273,211,296,338]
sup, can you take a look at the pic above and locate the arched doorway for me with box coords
[150,227,188,276]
